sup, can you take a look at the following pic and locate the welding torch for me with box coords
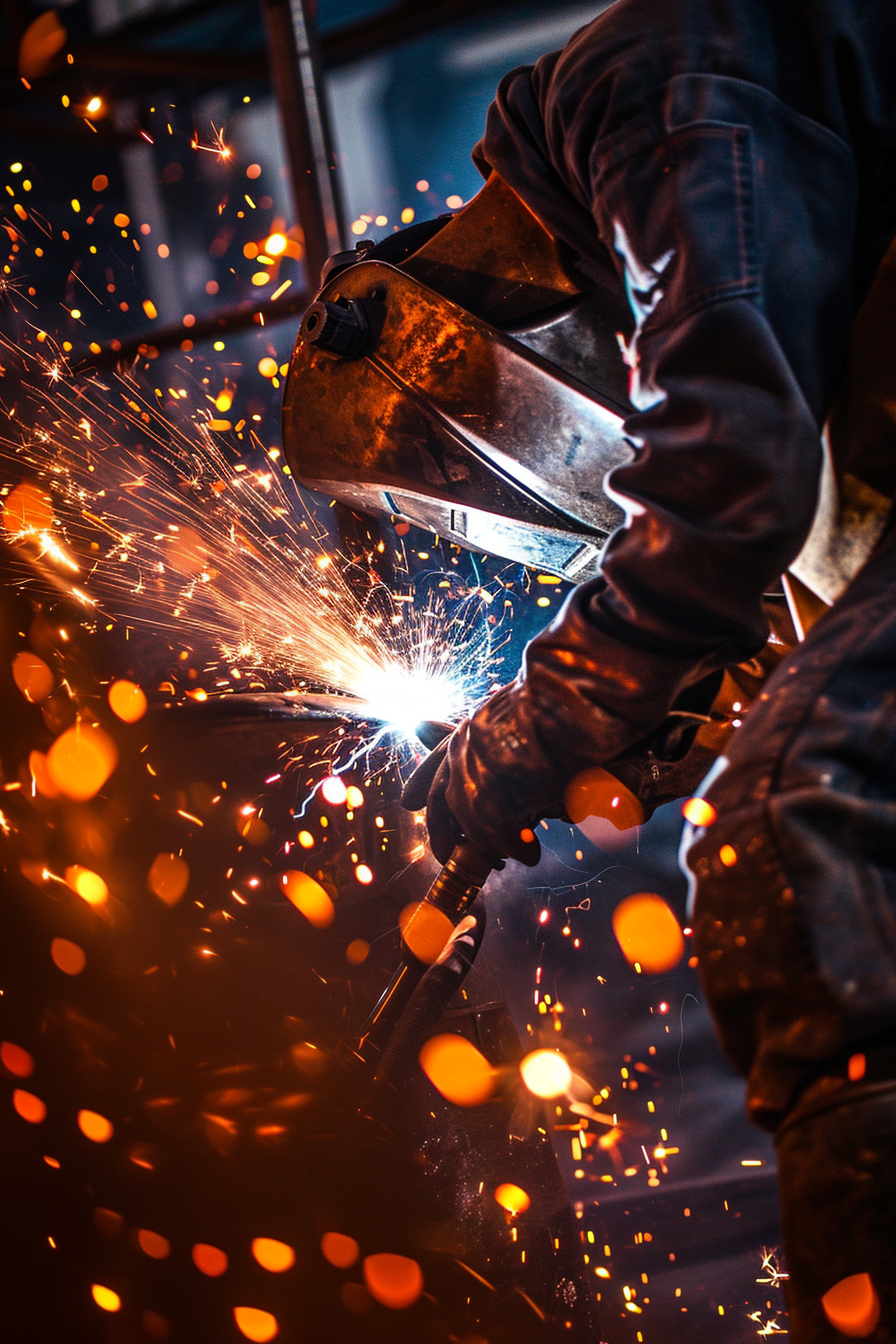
[351,720,497,1067]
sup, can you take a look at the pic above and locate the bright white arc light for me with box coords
[356,663,463,738]
[519,1049,573,1099]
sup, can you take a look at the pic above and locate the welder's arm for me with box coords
[407,80,858,865]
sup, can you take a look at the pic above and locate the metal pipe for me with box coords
[260,0,344,287]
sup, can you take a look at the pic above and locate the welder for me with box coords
[282,0,896,1334]
[395,2,896,1339]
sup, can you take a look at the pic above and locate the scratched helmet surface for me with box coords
[282,175,635,584]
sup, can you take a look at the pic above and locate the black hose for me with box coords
[375,899,487,1088]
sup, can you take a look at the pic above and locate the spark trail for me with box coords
[0,349,492,739]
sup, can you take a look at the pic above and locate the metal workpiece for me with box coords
[283,258,634,579]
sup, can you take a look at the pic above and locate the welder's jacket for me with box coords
[472,0,896,767]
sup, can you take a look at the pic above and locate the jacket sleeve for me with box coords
[516,72,859,767]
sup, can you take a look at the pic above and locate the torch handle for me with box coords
[352,839,494,1066]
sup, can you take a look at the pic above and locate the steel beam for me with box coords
[261,0,344,289]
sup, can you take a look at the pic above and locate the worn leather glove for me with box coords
[401,584,796,866]
[401,679,568,865]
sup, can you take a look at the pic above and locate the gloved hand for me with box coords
[401,679,568,866]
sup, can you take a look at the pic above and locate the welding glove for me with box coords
[402,576,796,866]
[401,576,719,865]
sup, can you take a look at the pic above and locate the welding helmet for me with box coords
[281,174,635,582]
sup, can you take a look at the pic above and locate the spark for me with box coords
[757,1248,789,1288]
[0,362,492,777]
[748,1312,788,1336]
[191,122,232,160]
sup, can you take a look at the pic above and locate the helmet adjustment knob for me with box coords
[300,298,371,359]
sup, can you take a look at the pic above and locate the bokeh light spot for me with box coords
[821,1274,880,1337]
[252,1238,295,1272]
[138,1229,170,1259]
[108,679,148,723]
[519,1049,573,1099]
[346,785,364,808]
[297,830,314,849]
[65,865,109,907]
[46,721,119,801]
[494,1183,530,1215]
[1,1041,34,1077]
[2,480,53,535]
[12,650,54,702]
[400,901,454,965]
[78,1109,113,1143]
[280,871,335,928]
[354,864,374,885]
[848,1053,867,1082]
[564,767,644,830]
[192,1243,228,1276]
[13,1088,46,1123]
[51,938,86,976]
[346,939,369,965]
[258,357,278,378]
[91,1284,121,1313]
[719,844,738,867]
[363,1253,424,1310]
[321,1232,359,1268]
[612,894,685,974]
[682,797,717,827]
[29,749,59,798]
[419,1033,495,1106]
[321,775,348,806]
[233,1306,279,1341]
[147,853,189,906]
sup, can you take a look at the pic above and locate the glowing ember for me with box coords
[192,1243,228,1276]
[137,1229,171,1259]
[321,1232,359,1268]
[50,937,86,975]
[45,721,118,800]
[107,679,148,723]
[2,480,53,535]
[91,1285,121,1313]
[147,853,190,906]
[564,767,644,829]
[13,1089,46,1123]
[821,1274,880,1338]
[78,1109,114,1143]
[252,1238,296,1273]
[419,1033,495,1106]
[519,1049,572,1099]
[11,650,54,702]
[280,871,335,928]
[1,1041,34,1077]
[363,1253,424,1310]
[682,796,717,827]
[64,864,109,907]
[400,901,455,965]
[320,775,348,806]
[611,894,685,973]
[233,1307,279,1342]
[494,1183,530,1216]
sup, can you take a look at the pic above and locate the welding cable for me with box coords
[374,899,487,1090]
[352,839,495,1065]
